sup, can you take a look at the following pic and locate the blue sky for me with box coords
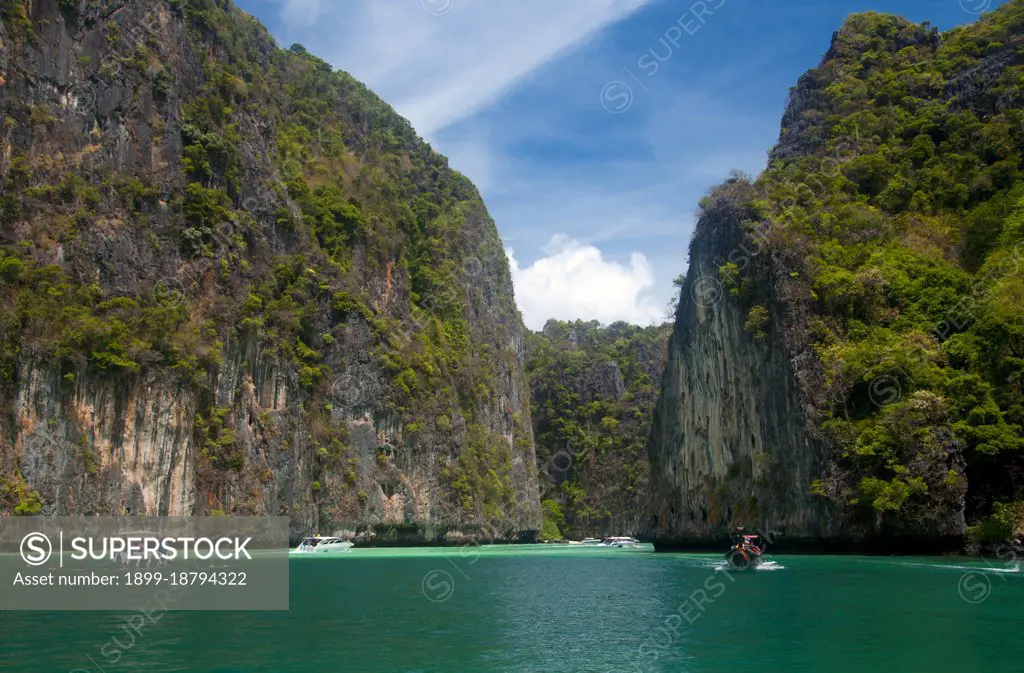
[234,0,1005,329]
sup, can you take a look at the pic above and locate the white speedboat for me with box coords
[599,536,640,548]
[580,537,603,545]
[290,535,354,555]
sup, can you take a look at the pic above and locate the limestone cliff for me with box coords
[645,182,837,549]
[647,7,1024,552]
[0,0,539,542]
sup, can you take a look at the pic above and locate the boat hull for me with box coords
[290,542,354,555]
[724,547,762,571]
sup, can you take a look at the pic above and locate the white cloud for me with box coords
[272,0,651,136]
[508,235,665,330]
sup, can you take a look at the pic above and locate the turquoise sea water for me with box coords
[1,544,1022,672]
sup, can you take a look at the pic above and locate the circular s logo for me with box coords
[868,374,900,408]
[600,81,634,114]
[421,569,454,602]
[422,0,454,16]
[153,277,187,308]
[461,255,483,278]
[958,571,991,604]
[689,275,723,308]
[551,450,573,473]
[331,369,369,407]
[959,0,992,15]
[20,532,52,566]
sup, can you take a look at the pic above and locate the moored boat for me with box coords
[599,536,640,548]
[290,535,354,555]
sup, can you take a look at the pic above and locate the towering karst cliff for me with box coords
[646,181,840,548]
[647,6,1024,551]
[0,0,540,541]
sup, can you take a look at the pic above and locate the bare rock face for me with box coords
[16,362,197,516]
[645,175,969,554]
[0,0,539,542]
[644,185,835,549]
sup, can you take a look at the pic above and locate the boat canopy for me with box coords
[299,536,346,543]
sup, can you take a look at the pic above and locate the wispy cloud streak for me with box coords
[274,0,652,136]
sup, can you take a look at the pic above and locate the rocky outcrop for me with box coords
[644,184,836,549]
[644,9,1021,553]
[771,15,940,162]
[0,0,539,542]
[645,182,969,553]
[943,36,1024,113]
[16,360,197,517]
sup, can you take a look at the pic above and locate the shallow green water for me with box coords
[1,544,1022,672]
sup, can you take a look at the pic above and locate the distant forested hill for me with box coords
[526,320,671,539]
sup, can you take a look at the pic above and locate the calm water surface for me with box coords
[1,545,1021,672]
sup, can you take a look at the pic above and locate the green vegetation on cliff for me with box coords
[710,4,1024,542]
[526,320,670,538]
[0,0,537,533]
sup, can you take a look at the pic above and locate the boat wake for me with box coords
[755,561,785,571]
[896,561,1022,574]
[705,559,785,572]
